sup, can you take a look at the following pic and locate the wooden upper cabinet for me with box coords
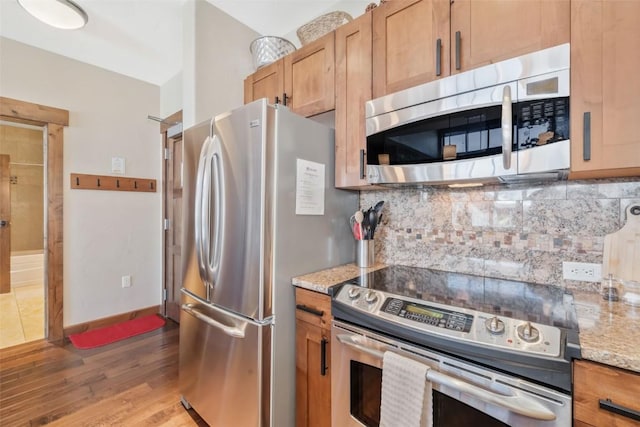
[243,58,284,106]
[335,12,372,189]
[284,32,335,117]
[570,0,640,178]
[372,0,449,98]
[450,0,570,74]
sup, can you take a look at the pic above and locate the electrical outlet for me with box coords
[121,275,132,288]
[562,262,602,282]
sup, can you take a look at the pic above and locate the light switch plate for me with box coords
[111,156,125,174]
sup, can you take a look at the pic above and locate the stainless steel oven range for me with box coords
[331,265,580,427]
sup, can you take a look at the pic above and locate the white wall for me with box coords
[160,71,183,118]
[183,0,259,127]
[0,37,162,326]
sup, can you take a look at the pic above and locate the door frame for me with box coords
[160,110,183,321]
[0,96,68,342]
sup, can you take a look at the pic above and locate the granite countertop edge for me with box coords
[292,263,640,374]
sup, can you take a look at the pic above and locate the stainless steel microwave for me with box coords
[365,44,570,186]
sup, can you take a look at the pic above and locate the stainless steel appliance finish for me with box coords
[365,44,571,186]
[332,321,572,427]
[179,99,358,427]
[334,283,563,357]
[330,265,580,427]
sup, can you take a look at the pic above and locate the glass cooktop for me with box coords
[340,265,579,331]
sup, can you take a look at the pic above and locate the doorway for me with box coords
[161,111,183,322]
[0,122,46,349]
[0,96,68,343]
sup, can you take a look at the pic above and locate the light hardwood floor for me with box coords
[0,319,207,426]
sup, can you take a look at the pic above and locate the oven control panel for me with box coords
[381,298,473,333]
[334,284,562,357]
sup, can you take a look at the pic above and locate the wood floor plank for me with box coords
[0,319,205,426]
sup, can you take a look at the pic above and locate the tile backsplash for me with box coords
[360,178,640,290]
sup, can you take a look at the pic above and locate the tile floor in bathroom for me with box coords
[0,283,44,349]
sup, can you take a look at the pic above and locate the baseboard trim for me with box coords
[64,305,161,337]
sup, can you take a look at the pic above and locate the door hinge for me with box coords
[163,288,167,301]
[164,148,171,160]
[163,218,170,230]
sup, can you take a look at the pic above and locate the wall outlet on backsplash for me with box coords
[562,262,602,282]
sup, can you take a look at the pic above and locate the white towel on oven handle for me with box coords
[380,351,432,427]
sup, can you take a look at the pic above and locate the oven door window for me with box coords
[350,361,382,426]
[349,361,509,427]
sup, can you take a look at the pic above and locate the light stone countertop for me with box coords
[572,290,640,373]
[291,262,387,294]
[292,263,640,374]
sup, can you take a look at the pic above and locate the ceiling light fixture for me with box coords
[18,0,88,30]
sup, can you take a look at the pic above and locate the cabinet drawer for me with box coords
[574,360,640,426]
[295,287,331,328]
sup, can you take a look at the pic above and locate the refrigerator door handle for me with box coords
[181,303,246,338]
[208,135,225,288]
[195,136,213,288]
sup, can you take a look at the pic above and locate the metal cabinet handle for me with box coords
[583,112,591,161]
[275,96,280,104]
[436,38,442,76]
[360,149,366,179]
[296,304,324,317]
[501,85,513,170]
[0,220,8,228]
[320,337,328,376]
[455,31,461,70]
[336,334,556,421]
[599,399,640,421]
[283,93,289,106]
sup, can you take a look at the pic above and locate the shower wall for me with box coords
[0,124,44,252]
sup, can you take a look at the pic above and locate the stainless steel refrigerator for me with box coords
[179,99,357,427]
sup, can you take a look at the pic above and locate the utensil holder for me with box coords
[356,240,375,268]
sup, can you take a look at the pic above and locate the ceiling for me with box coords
[0,0,371,86]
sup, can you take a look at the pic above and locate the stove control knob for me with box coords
[347,287,361,300]
[365,291,378,304]
[517,322,540,343]
[485,316,505,335]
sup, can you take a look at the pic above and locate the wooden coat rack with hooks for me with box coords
[70,173,156,192]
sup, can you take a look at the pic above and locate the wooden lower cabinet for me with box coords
[295,287,332,427]
[573,360,640,426]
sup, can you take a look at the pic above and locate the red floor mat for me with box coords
[68,314,165,349]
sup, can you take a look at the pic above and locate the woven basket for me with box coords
[296,11,353,45]
[249,36,296,70]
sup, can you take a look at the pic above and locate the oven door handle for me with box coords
[336,334,556,421]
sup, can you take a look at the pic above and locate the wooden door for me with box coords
[164,133,183,322]
[243,58,284,105]
[284,31,335,117]
[295,320,331,427]
[335,13,372,189]
[372,0,450,98]
[0,154,10,294]
[570,0,640,178]
[450,0,570,73]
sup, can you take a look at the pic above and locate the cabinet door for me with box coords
[284,32,335,117]
[570,0,640,178]
[372,0,450,98]
[574,360,640,427]
[335,13,372,189]
[243,58,284,105]
[295,320,331,427]
[450,0,569,73]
